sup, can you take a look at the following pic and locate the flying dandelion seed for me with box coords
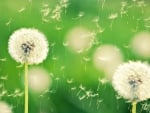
[51,0,69,21]
[92,17,105,34]
[120,1,128,17]
[28,67,52,93]
[40,3,51,23]
[141,102,150,112]
[0,58,7,62]
[5,18,12,26]
[11,89,24,98]
[137,0,146,13]
[0,90,7,98]
[108,12,118,30]
[65,26,95,53]
[73,11,85,19]
[131,31,150,59]
[93,44,123,80]
[18,7,26,13]
[0,101,12,113]
[108,13,118,20]
[8,28,49,64]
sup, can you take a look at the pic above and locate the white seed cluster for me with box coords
[112,61,150,102]
[0,101,12,113]
[8,28,49,65]
[65,26,94,53]
[28,67,52,93]
[131,31,150,58]
[93,44,123,80]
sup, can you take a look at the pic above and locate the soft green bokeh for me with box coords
[0,0,150,113]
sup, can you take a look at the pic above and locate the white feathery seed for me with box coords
[112,61,150,102]
[8,28,49,65]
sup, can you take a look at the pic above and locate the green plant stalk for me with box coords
[132,101,137,113]
[25,63,28,113]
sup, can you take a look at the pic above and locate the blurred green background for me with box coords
[0,0,150,113]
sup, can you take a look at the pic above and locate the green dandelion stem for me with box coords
[24,62,28,113]
[132,101,137,113]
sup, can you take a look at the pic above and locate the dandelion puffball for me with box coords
[28,67,51,93]
[112,61,150,102]
[93,44,123,79]
[8,28,49,65]
[131,31,150,58]
[0,101,12,113]
[65,26,94,53]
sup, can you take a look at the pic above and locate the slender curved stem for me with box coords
[132,101,137,113]
[24,63,28,113]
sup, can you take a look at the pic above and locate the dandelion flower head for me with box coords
[112,61,150,102]
[131,31,150,58]
[8,28,49,65]
[28,67,52,93]
[93,44,123,80]
[0,101,12,113]
[65,26,94,53]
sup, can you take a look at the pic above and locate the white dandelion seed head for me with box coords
[93,44,123,80]
[131,31,150,58]
[112,61,150,102]
[28,67,52,93]
[0,101,12,113]
[8,28,49,65]
[65,26,94,53]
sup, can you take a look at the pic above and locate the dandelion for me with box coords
[65,26,95,53]
[8,28,49,113]
[8,28,49,64]
[112,61,150,113]
[28,67,52,93]
[0,101,12,113]
[93,44,123,80]
[131,31,150,59]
